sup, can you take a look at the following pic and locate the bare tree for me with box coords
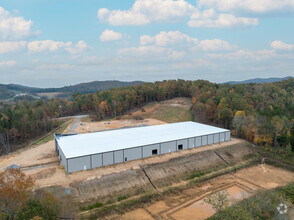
[0,130,10,154]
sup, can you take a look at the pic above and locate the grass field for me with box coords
[122,97,193,123]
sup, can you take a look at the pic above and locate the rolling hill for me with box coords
[224,76,293,84]
[0,80,145,101]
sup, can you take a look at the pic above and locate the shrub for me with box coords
[118,195,128,202]
[208,189,288,220]
[80,202,103,211]
[279,183,294,204]
[184,170,211,181]
[17,196,60,220]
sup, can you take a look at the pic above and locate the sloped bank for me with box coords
[60,140,253,204]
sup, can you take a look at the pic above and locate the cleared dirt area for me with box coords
[37,92,64,98]
[69,118,166,134]
[118,164,294,220]
[122,97,193,123]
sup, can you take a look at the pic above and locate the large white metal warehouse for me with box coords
[54,121,231,173]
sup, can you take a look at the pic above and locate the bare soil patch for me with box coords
[70,118,166,134]
[37,92,64,98]
[119,164,294,220]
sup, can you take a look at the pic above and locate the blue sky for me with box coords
[0,0,293,87]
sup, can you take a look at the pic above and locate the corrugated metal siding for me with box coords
[225,131,231,141]
[68,155,91,173]
[188,138,194,148]
[214,133,220,143]
[220,132,225,142]
[92,154,102,168]
[114,150,123,163]
[58,147,67,172]
[143,144,160,157]
[208,134,214,145]
[202,135,208,145]
[161,141,177,154]
[124,147,142,161]
[177,139,188,150]
[196,137,202,147]
[103,152,113,166]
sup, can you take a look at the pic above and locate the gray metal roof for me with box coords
[56,121,229,159]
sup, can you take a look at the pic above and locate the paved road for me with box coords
[67,115,88,134]
[55,114,88,121]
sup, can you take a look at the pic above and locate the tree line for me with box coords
[0,79,293,155]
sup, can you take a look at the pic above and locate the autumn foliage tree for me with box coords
[0,169,34,219]
[0,169,61,220]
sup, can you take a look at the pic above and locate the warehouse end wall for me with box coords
[225,131,231,141]
[63,131,231,173]
[58,147,67,172]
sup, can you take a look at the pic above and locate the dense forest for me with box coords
[0,79,293,155]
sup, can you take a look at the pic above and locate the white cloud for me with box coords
[98,0,195,25]
[65,40,90,54]
[27,40,89,54]
[0,6,34,39]
[271,41,294,51]
[80,56,101,64]
[0,41,27,53]
[119,46,167,56]
[28,40,72,53]
[100,29,122,42]
[198,0,294,14]
[139,31,236,51]
[97,0,259,28]
[199,39,238,51]
[0,60,16,67]
[36,63,75,70]
[170,50,186,59]
[188,9,258,28]
[140,31,198,46]
[208,49,277,61]
[119,46,185,60]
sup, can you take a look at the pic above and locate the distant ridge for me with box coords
[38,80,145,94]
[0,80,145,100]
[223,76,293,84]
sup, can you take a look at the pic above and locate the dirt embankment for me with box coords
[116,164,294,220]
[45,140,253,204]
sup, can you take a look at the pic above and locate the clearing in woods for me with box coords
[121,97,193,123]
